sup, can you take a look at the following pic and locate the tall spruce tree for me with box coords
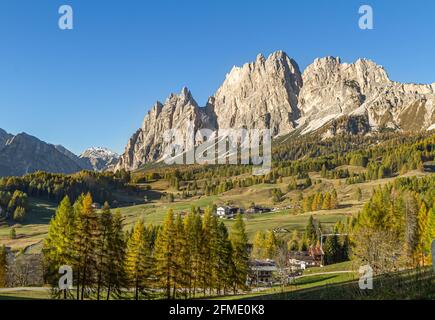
[72,193,99,300]
[0,245,6,288]
[125,219,153,300]
[216,221,234,295]
[154,209,177,299]
[230,214,249,293]
[43,196,76,298]
[105,209,126,299]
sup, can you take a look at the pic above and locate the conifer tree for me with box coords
[154,209,177,299]
[183,211,195,298]
[252,231,266,259]
[415,203,429,265]
[216,221,233,295]
[356,187,363,201]
[43,196,76,298]
[105,209,126,299]
[265,230,278,259]
[209,213,221,296]
[305,215,317,244]
[200,208,213,294]
[173,214,188,298]
[0,245,6,288]
[331,189,338,209]
[322,192,332,210]
[125,219,153,300]
[287,230,299,252]
[230,214,249,293]
[72,193,99,300]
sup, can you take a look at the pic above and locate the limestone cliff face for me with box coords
[116,51,435,171]
[212,51,302,136]
[298,56,435,133]
[79,147,119,171]
[115,87,215,171]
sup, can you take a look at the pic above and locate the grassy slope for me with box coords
[1,170,429,250]
[0,289,51,300]
[0,197,56,251]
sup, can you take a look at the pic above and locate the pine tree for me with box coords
[323,235,340,265]
[154,209,177,299]
[427,207,435,265]
[287,230,299,252]
[265,230,278,259]
[216,221,233,295]
[173,214,188,298]
[94,202,125,300]
[105,209,126,299]
[200,208,213,295]
[252,231,266,259]
[230,214,249,293]
[305,215,317,244]
[43,196,76,298]
[415,203,429,265]
[9,227,16,239]
[321,164,327,178]
[187,210,203,298]
[0,245,6,288]
[12,206,26,222]
[125,219,153,300]
[299,235,308,251]
[321,193,331,210]
[183,211,195,298]
[356,187,363,201]
[72,193,99,300]
[209,213,221,296]
[331,189,338,209]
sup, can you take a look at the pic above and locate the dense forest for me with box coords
[43,194,250,300]
[1,131,434,299]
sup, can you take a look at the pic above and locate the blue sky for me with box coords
[0,0,434,154]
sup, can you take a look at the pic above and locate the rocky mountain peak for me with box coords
[0,131,83,177]
[115,51,435,171]
[79,147,119,171]
[212,50,302,135]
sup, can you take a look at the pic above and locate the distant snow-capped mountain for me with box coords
[80,147,119,172]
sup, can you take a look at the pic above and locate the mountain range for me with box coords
[115,51,435,171]
[0,129,118,177]
[1,51,435,176]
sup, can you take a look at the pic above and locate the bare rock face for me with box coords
[79,147,119,171]
[116,52,303,171]
[299,56,435,134]
[212,51,302,136]
[0,129,13,151]
[0,132,83,177]
[116,51,435,171]
[115,87,215,171]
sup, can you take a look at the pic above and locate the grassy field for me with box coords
[0,197,56,251]
[1,170,430,251]
[240,267,435,300]
[302,261,354,275]
[1,266,432,300]
[214,272,357,300]
[0,288,51,300]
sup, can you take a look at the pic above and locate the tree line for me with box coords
[0,190,28,222]
[44,194,250,300]
[352,175,435,273]
[0,170,132,205]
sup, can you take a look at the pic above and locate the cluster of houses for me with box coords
[215,205,271,219]
[248,245,324,286]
